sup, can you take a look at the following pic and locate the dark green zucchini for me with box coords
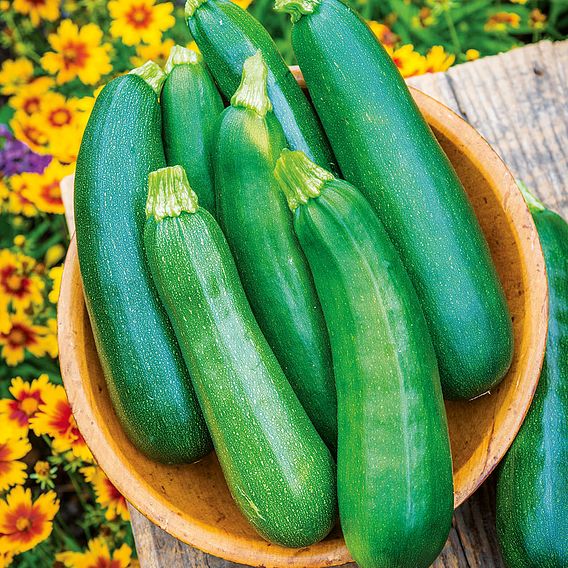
[161,45,224,213]
[185,0,335,170]
[274,149,453,567]
[496,184,568,568]
[143,165,337,547]
[215,52,337,450]
[74,61,211,464]
[276,0,513,400]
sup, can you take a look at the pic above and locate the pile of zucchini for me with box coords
[74,0,567,565]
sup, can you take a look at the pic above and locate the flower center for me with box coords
[126,5,153,28]
[21,396,40,416]
[15,516,31,532]
[7,325,33,347]
[62,41,89,69]
[22,126,47,147]
[23,97,41,114]
[49,109,72,127]
[41,181,62,205]
[34,461,50,477]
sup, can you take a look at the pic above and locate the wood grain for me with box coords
[59,39,568,567]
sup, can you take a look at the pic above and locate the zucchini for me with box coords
[274,149,453,568]
[496,185,568,568]
[276,0,514,400]
[215,52,337,449]
[161,46,224,213]
[185,0,335,170]
[143,165,337,547]
[74,62,211,464]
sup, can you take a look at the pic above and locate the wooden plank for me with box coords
[131,39,568,567]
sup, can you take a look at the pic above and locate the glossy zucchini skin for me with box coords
[496,192,568,568]
[186,0,335,170]
[275,150,453,568]
[74,71,211,463]
[279,0,513,400]
[161,48,223,212]
[143,166,337,547]
[215,53,337,450]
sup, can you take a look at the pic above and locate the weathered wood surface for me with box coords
[130,39,568,567]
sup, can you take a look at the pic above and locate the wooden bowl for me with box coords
[58,84,548,567]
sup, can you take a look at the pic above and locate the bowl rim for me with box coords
[58,84,548,567]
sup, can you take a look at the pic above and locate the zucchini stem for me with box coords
[517,180,545,213]
[165,45,201,74]
[274,0,320,22]
[146,166,199,221]
[129,60,166,96]
[274,149,334,211]
[231,51,272,117]
[185,0,208,20]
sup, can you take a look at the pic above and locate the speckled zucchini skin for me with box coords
[161,59,223,212]
[74,75,211,464]
[278,157,453,567]
[215,105,337,451]
[144,190,337,547]
[283,0,513,399]
[186,0,335,170]
[496,200,568,568]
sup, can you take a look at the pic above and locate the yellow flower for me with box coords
[0,437,31,492]
[466,49,480,61]
[4,173,39,217]
[385,44,425,78]
[12,236,26,248]
[41,20,112,85]
[485,12,521,31]
[367,20,399,48]
[131,37,176,67]
[45,319,58,358]
[57,537,132,568]
[108,0,175,46]
[30,384,93,462]
[10,112,50,155]
[0,550,14,568]
[81,466,130,521]
[12,0,60,26]
[529,8,546,30]
[0,375,51,439]
[510,0,527,3]
[0,486,59,554]
[8,77,54,115]
[0,58,33,96]
[0,249,44,324]
[422,45,455,73]
[30,460,57,489]
[48,265,63,304]
[20,159,73,215]
[231,0,252,9]
[45,245,65,267]
[0,312,54,366]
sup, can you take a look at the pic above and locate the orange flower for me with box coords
[8,77,54,115]
[0,375,51,439]
[529,8,546,30]
[41,20,112,85]
[0,249,45,321]
[30,384,93,462]
[81,466,129,521]
[385,44,425,78]
[367,20,399,48]
[0,438,31,492]
[0,486,59,554]
[485,12,521,31]
[21,159,73,215]
[12,0,60,26]
[10,112,50,155]
[422,46,455,73]
[0,312,55,366]
[108,0,175,46]
[57,537,132,568]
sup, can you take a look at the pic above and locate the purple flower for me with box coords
[0,124,51,177]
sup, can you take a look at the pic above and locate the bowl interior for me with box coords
[58,87,547,568]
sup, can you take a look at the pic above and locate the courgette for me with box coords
[215,52,337,450]
[274,149,453,568]
[496,185,568,568]
[74,61,211,464]
[143,165,337,547]
[276,0,513,400]
[161,45,224,213]
[185,0,335,170]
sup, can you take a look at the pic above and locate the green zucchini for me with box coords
[215,52,337,449]
[185,0,335,170]
[161,45,224,213]
[274,149,453,568]
[143,165,337,547]
[276,0,513,400]
[74,62,211,464]
[496,185,568,567]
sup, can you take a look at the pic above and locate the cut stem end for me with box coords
[230,51,272,117]
[165,45,201,74]
[129,60,166,95]
[274,0,320,22]
[147,166,200,221]
[185,0,208,20]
